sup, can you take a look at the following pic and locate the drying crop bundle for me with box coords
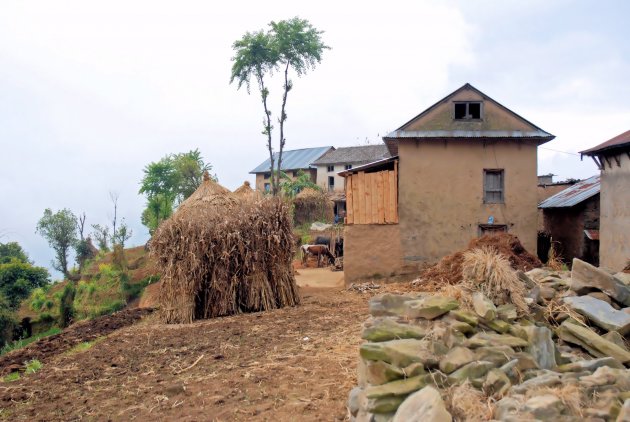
[151,172,300,324]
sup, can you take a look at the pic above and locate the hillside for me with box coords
[17,245,160,331]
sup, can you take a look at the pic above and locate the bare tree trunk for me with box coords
[110,192,119,246]
[257,71,275,195]
[276,61,291,197]
[78,212,86,241]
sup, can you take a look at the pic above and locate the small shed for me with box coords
[538,175,600,266]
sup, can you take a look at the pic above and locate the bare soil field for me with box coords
[0,285,393,421]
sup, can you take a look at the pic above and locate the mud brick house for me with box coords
[249,146,333,192]
[341,83,555,283]
[581,129,630,271]
[538,175,600,266]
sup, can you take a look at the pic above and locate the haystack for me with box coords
[151,172,300,324]
[233,180,262,201]
[293,187,334,226]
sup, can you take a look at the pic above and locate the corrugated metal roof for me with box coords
[384,130,553,139]
[250,146,333,174]
[538,175,600,209]
[312,145,390,165]
[581,129,630,155]
[338,156,399,177]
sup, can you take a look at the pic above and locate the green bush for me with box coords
[59,284,76,328]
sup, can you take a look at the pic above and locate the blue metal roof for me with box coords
[249,146,333,174]
[538,175,600,209]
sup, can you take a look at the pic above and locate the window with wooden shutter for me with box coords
[484,169,504,203]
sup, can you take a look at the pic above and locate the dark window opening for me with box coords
[344,164,352,170]
[264,183,270,192]
[292,170,299,177]
[484,169,504,203]
[327,165,334,172]
[454,102,482,120]
[328,176,335,191]
[263,172,270,180]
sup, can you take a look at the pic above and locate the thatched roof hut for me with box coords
[151,172,300,324]
[233,180,262,201]
[293,188,334,226]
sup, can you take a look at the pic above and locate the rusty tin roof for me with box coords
[538,175,600,209]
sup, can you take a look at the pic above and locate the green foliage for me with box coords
[91,224,110,252]
[2,372,20,382]
[74,264,128,319]
[0,293,17,349]
[59,284,75,328]
[74,239,95,271]
[0,326,61,356]
[36,208,78,276]
[29,287,48,312]
[230,17,329,196]
[139,149,215,234]
[0,242,30,264]
[0,259,49,310]
[280,170,320,198]
[25,359,42,374]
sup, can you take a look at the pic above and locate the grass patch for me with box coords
[2,372,20,382]
[65,337,105,355]
[0,327,62,356]
[25,359,42,374]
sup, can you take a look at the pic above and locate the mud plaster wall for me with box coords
[599,152,630,271]
[397,139,538,269]
[537,183,576,231]
[255,169,317,191]
[542,194,599,265]
[344,224,402,284]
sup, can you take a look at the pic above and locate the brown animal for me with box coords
[301,244,335,268]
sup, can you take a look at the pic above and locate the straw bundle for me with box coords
[293,188,334,226]
[151,172,301,324]
[233,180,262,202]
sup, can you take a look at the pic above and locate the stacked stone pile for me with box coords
[348,258,630,421]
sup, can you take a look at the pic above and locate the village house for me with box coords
[581,129,630,271]
[312,145,391,192]
[340,83,555,283]
[311,145,390,217]
[249,146,333,192]
[538,175,600,266]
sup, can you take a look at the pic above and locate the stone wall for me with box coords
[348,259,630,421]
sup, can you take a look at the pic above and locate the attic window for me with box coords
[454,102,482,120]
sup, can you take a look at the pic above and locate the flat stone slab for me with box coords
[464,332,529,349]
[571,258,630,306]
[362,318,427,342]
[563,295,630,335]
[556,320,630,364]
[360,339,438,367]
[392,386,452,422]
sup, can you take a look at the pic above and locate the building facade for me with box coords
[581,130,630,271]
[342,84,554,283]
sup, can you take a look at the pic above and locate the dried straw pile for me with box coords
[419,233,541,287]
[151,172,300,324]
[233,180,262,202]
[293,188,334,226]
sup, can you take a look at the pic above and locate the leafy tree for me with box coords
[139,149,215,234]
[231,17,329,196]
[0,292,17,348]
[280,170,320,198]
[36,209,78,278]
[0,242,30,264]
[0,259,49,309]
[91,224,110,252]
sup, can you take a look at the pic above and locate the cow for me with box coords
[300,244,336,268]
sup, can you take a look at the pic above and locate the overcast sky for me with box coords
[1,0,628,277]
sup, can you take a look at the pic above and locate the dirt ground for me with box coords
[0,282,404,422]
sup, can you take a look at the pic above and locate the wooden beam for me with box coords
[590,156,602,170]
[346,175,354,224]
[389,169,397,224]
[613,154,621,167]
[377,171,385,224]
[353,175,360,224]
[358,171,366,224]
[383,170,391,223]
[370,173,378,223]
[604,156,612,169]
[365,172,372,223]
[393,161,399,223]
